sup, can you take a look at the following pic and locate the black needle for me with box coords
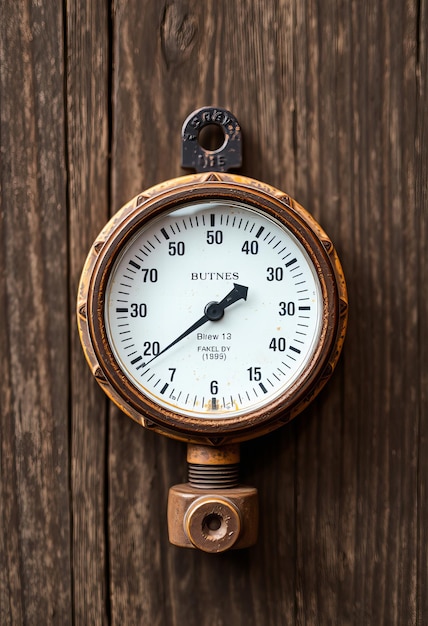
[142,283,248,367]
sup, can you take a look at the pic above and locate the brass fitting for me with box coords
[167,444,258,552]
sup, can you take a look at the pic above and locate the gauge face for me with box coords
[104,200,323,420]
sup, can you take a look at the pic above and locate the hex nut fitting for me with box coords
[168,483,258,552]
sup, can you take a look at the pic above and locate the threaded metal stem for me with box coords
[188,463,240,489]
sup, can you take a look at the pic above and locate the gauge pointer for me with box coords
[143,283,248,366]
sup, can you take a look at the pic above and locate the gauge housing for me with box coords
[77,172,348,444]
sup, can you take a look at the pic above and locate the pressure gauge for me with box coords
[77,107,347,551]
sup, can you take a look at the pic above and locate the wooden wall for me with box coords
[1,1,426,624]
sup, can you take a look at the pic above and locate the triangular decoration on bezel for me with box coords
[135,194,150,208]
[93,240,105,254]
[78,303,87,320]
[201,172,225,182]
[206,436,226,446]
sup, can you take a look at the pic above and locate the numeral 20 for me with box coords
[143,341,160,356]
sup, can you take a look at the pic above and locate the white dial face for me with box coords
[105,200,322,419]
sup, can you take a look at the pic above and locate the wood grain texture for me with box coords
[0,2,71,623]
[66,1,110,623]
[0,0,426,624]
[415,0,428,621]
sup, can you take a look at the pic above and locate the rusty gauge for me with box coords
[77,107,348,551]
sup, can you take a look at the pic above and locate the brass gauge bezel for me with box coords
[77,173,347,444]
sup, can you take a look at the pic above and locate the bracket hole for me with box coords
[198,123,226,152]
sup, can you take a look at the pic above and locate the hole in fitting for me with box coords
[202,513,224,538]
[198,124,226,151]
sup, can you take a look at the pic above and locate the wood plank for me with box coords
[0,3,71,623]
[293,1,421,623]
[415,0,428,620]
[107,1,426,624]
[66,1,111,623]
